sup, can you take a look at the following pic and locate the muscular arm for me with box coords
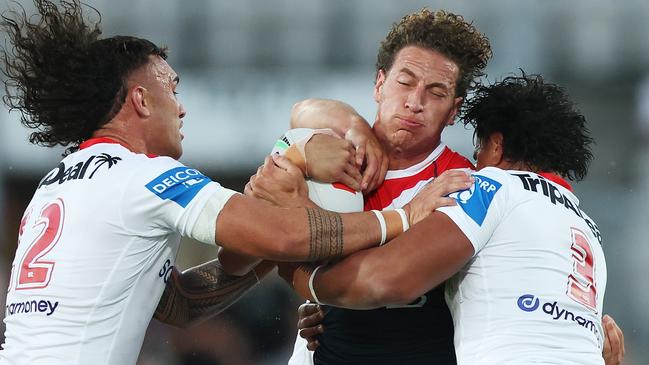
[290,212,474,309]
[291,99,387,191]
[291,98,366,135]
[213,153,464,269]
[154,259,275,328]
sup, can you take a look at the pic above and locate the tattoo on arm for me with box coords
[154,259,259,328]
[306,207,344,261]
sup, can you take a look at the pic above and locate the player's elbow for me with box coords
[290,99,310,128]
[366,272,422,307]
[338,281,416,309]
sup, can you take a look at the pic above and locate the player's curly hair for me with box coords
[1,0,167,155]
[376,9,492,100]
[464,73,593,181]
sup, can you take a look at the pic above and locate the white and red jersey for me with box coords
[1,138,237,365]
[292,143,474,365]
[438,167,606,365]
[364,143,474,211]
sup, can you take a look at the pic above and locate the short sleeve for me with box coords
[120,156,237,240]
[436,167,510,255]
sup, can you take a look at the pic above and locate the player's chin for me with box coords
[174,144,183,159]
[168,141,183,160]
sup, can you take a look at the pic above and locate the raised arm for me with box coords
[291,99,365,135]
[291,99,388,191]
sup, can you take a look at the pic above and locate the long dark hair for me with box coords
[464,73,593,181]
[1,0,167,154]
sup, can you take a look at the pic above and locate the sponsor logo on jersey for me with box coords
[517,294,601,344]
[146,167,211,207]
[6,299,59,317]
[159,259,174,284]
[513,173,602,244]
[39,153,122,188]
[449,174,501,225]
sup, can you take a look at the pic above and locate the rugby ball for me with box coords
[271,128,363,213]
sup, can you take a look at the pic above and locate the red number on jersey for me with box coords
[16,199,65,290]
[567,227,597,312]
[18,208,32,239]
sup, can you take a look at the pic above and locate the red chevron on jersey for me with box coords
[364,143,474,211]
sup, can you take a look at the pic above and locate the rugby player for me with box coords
[276,74,620,364]
[0,1,464,364]
[271,9,491,364]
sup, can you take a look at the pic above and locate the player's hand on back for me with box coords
[297,302,325,351]
[602,314,625,365]
[246,155,311,208]
[344,121,388,193]
[404,169,474,225]
[304,134,362,191]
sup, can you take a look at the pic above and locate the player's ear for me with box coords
[374,69,386,103]
[130,85,151,118]
[490,132,504,163]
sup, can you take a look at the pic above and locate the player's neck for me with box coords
[387,144,441,170]
[496,159,536,172]
[91,118,146,155]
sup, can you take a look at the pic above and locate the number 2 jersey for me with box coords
[437,167,606,365]
[1,138,238,365]
[314,143,473,365]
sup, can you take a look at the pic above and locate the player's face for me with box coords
[142,56,186,159]
[373,46,462,161]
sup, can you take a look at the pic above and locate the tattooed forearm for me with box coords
[154,259,259,328]
[306,207,344,261]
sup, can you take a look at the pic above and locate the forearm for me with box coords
[217,195,399,262]
[291,212,475,309]
[154,258,260,328]
[290,98,368,136]
[290,250,402,310]
[217,247,262,276]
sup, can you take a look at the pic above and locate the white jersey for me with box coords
[1,138,237,365]
[438,167,606,365]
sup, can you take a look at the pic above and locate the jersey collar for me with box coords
[78,137,121,150]
[538,172,573,192]
[78,137,159,158]
[385,143,446,179]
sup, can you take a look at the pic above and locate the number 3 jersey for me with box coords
[437,167,606,365]
[1,138,238,365]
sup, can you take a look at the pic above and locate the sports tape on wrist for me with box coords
[395,208,409,232]
[371,210,387,245]
[308,265,324,304]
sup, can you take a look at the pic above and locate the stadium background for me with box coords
[0,0,648,364]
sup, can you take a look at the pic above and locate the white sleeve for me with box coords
[120,156,237,244]
[436,167,510,255]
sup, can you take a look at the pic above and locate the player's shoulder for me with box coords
[471,166,521,193]
[440,145,475,170]
[473,166,510,180]
[81,143,191,180]
[70,142,209,189]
